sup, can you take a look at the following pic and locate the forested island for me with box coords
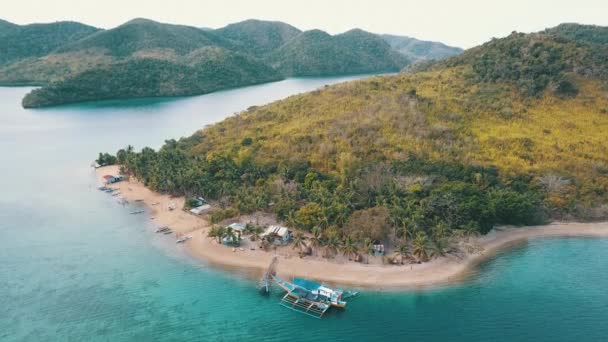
[101,24,608,261]
[0,18,462,107]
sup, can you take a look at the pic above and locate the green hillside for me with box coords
[381,34,463,62]
[22,50,282,108]
[0,21,100,65]
[215,19,301,55]
[110,24,608,254]
[0,18,18,33]
[437,28,608,97]
[270,29,409,76]
[56,18,229,57]
[2,17,459,106]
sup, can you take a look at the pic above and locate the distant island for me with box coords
[0,18,462,108]
[97,23,608,279]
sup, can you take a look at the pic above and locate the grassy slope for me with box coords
[149,25,608,222]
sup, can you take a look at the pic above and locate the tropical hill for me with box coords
[381,34,463,62]
[22,49,282,107]
[1,18,461,107]
[55,18,231,57]
[215,19,301,55]
[269,29,408,76]
[109,24,608,258]
[0,18,18,32]
[0,20,100,66]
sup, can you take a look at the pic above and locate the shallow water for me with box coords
[1,80,608,341]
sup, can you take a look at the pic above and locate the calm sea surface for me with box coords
[1,78,607,341]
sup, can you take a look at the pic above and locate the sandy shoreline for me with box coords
[96,165,608,289]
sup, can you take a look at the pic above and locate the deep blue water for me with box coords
[1,79,608,341]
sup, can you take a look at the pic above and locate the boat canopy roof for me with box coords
[293,278,322,291]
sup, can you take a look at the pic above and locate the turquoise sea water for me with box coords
[1,80,607,341]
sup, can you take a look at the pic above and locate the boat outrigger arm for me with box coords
[271,275,349,319]
[259,257,356,318]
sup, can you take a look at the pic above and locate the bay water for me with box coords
[1,78,607,341]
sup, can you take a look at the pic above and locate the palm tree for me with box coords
[342,235,358,261]
[431,221,450,244]
[324,233,341,258]
[429,239,448,259]
[395,220,413,243]
[361,237,374,263]
[395,243,410,264]
[224,227,239,246]
[285,211,298,230]
[462,221,480,241]
[291,231,308,253]
[249,225,263,242]
[308,226,323,256]
[207,225,225,244]
[412,231,429,262]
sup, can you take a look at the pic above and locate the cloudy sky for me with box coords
[3,0,607,48]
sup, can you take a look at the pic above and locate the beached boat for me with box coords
[176,236,191,244]
[163,230,173,235]
[155,226,170,233]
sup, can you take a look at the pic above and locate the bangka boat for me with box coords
[155,226,170,233]
[271,275,351,318]
[176,236,191,244]
[163,230,173,235]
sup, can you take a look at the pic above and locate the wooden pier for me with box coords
[258,256,278,294]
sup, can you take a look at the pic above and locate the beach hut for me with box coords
[262,225,291,244]
[227,223,246,234]
[190,204,211,215]
[373,244,385,256]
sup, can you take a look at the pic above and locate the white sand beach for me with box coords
[97,165,608,289]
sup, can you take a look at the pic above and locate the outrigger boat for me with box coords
[155,226,170,233]
[258,257,356,318]
[176,236,191,244]
[272,275,348,316]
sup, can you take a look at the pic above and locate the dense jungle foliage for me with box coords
[106,25,608,251]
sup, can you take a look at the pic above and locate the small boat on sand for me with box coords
[176,236,192,244]
[163,230,173,235]
[155,226,170,233]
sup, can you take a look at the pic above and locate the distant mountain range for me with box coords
[0,18,462,107]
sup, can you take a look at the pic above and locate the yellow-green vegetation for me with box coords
[105,24,608,258]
